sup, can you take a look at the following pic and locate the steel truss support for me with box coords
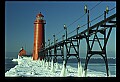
[53,36,65,63]
[64,37,81,68]
[84,25,114,77]
[53,45,65,63]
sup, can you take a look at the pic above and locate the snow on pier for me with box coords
[5,56,109,77]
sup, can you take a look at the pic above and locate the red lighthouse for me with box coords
[33,12,46,60]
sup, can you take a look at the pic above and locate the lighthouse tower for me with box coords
[33,12,46,60]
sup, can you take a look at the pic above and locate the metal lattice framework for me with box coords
[39,12,116,77]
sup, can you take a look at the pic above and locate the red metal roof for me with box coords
[36,12,44,17]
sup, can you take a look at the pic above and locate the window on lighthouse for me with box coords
[40,17,43,20]
[36,16,43,20]
[36,17,40,20]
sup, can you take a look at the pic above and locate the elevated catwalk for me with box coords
[39,12,116,77]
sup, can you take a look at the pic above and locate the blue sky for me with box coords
[5,1,116,57]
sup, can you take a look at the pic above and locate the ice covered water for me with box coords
[5,56,115,77]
